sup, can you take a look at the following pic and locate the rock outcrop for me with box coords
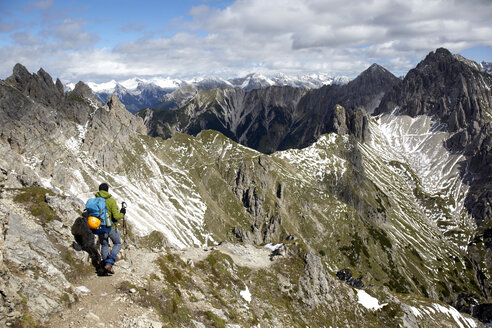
[0,64,147,184]
[5,64,64,108]
[375,48,492,133]
[0,189,84,325]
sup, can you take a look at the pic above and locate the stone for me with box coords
[85,312,100,321]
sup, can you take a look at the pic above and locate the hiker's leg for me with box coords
[99,233,110,262]
[105,228,122,266]
[88,245,101,268]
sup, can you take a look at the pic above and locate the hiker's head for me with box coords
[99,183,109,192]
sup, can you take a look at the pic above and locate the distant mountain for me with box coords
[140,64,398,154]
[481,61,492,75]
[69,73,350,113]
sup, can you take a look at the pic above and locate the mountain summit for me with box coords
[375,47,492,130]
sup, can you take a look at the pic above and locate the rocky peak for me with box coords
[55,78,64,95]
[5,63,63,107]
[104,94,126,113]
[427,47,452,60]
[349,63,399,88]
[336,63,400,114]
[72,81,98,102]
[375,47,492,129]
[9,63,31,86]
[367,63,390,74]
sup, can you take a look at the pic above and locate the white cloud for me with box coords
[1,0,492,81]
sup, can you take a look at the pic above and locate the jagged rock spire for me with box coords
[5,63,64,107]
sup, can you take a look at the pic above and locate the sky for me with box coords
[1,0,491,83]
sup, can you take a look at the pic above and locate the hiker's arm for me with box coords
[108,198,125,221]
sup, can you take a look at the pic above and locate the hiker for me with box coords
[93,182,126,274]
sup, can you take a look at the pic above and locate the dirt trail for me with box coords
[178,242,275,269]
[48,247,163,328]
[48,241,277,327]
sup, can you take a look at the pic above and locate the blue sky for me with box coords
[1,0,491,82]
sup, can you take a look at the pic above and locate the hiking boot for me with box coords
[96,266,108,276]
[104,264,114,274]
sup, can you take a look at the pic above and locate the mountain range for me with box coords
[67,73,350,114]
[139,63,398,153]
[0,48,491,327]
[481,61,492,75]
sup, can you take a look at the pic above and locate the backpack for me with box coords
[85,197,112,235]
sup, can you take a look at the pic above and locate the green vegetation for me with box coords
[205,311,226,328]
[11,314,46,328]
[59,293,71,307]
[139,230,166,249]
[62,250,95,280]
[13,186,58,223]
[367,225,392,250]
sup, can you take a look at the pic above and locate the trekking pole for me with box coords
[121,201,128,260]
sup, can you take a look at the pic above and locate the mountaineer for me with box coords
[86,183,126,274]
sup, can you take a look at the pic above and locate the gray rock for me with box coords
[5,64,63,108]
[297,252,335,309]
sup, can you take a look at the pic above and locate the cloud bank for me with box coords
[1,0,491,82]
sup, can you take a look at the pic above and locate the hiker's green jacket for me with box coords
[95,190,124,227]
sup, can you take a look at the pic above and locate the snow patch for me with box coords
[433,304,477,328]
[274,134,346,184]
[76,286,90,293]
[356,290,386,311]
[263,243,282,251]
[65,123,88,154]
[86,98,99,110]
[240,286,251,303]
[410,306,422,318]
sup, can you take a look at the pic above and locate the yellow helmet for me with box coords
[87,216,101,229]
